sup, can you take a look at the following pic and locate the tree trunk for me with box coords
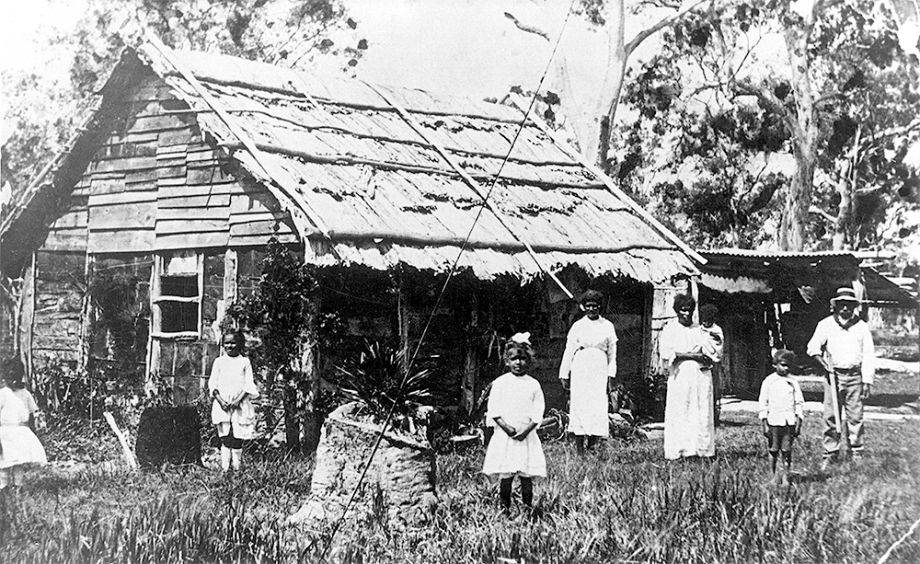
[593,0,627,168]
[781,142,816,251]
[832,165,852,250]
[300,293,322,454]
[283,373,300,451]
[833,126,861,250]
[780,18,819,252]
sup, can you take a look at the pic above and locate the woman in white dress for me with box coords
[661,294,719,460]
[482,334,546,513]
[558,290,618,454]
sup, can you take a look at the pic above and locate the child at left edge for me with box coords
[758,349,804,485]
[0,357,48,490]
[482,333,547,514]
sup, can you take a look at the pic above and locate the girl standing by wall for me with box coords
[209,331,259,472]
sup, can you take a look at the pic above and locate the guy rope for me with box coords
[319,0,580,557]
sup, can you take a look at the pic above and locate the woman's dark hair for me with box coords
[503,341,535,364]
[2,357,26,389]
[580,289,604,306]
[672,293,697,313]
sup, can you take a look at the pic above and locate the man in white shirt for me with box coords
[807,287,875,466]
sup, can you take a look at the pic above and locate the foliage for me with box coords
[29,358,175,444]
[331,341,435,424]
[2,0,364,200]
[622,368,667,423]
[224,239,319,381]
[614,0,920,255]
[223,239,344,449]
[30,362,104,421]
[2,415,919,563]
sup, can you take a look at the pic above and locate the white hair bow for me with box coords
[509,332,531,345]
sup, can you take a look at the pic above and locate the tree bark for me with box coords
[595,0,627,169]
[300,293,322,454]
[833,125,861,250]
[782,141,816,251]
[596,0,710,168]
[283,372,300,451]
[779,13,820,251]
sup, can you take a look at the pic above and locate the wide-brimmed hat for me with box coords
[829,287,860,304]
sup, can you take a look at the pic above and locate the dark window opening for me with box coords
[160,302,199,333]
[161,275,198,297]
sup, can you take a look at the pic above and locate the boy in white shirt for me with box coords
[759,349,804,485]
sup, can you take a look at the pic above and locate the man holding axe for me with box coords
[807,287,876,470]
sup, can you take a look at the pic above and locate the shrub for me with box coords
[331,341,435,431]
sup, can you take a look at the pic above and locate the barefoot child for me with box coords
[758,349,804,485]
[209,331,259,472]
[0,358,47,489]
[482,334,546,513]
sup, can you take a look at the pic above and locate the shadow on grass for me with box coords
[790,471,830,485]
[715,419,749,428]
[864,394,920,408]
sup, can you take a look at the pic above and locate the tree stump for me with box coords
[289,403,437,529]
[135,405,202,468]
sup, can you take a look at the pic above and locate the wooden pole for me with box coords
[104,411,138,469]
[827,358,844,437]
[461,290,480,414]
[397,276,410,375]
[25,252,36,386]
[223,248,238,306]
[78,254,94,371]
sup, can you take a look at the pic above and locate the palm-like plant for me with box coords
[333,341,435,426]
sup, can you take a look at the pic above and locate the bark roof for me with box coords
[3,43,701,283]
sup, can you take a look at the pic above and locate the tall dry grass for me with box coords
[1,413,918,563]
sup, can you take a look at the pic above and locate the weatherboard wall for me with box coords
[42,75,298,255]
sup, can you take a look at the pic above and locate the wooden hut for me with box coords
[0,43,701,415]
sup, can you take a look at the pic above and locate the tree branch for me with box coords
[733,78,788,118]
[624,0,710,55]
[809,205,836,223]
[814,90,846,107]
[865,118,920,144]
[503,12,550,42]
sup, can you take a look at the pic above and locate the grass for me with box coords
[1,412,918,563]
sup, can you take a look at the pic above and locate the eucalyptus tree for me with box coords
[2,0,363,191]
[612,0,919,252]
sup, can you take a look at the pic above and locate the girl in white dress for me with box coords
[209,331,259,472]
[558,290,618,454]
[0,358,47,489]
[482,334,546,513]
